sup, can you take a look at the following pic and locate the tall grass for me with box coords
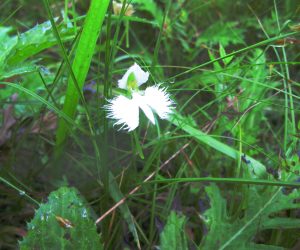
[0,0,299,249]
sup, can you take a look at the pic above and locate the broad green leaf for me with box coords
[200,154,300,250]
[0,63,39,100]
[0,27,17,69]
[7,20,76,65]
[20,187,103,250]
[0,63,38,81]
[0,26,13,40]
[160,211,188,250]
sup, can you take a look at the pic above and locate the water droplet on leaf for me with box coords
[19,190,26,196]
[81,208,87,218]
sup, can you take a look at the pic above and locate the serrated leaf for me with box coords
[0,63,38,81]
[196,21,245,47]
[0,26,13,40]
[131,0,164,25]
[200,155,300,250]
[160,211,188,250]
[20,187,103,250]
[0,27,17,69]
[6,19,76,65]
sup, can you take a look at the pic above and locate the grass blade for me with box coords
[55,0,110,145]
[149,177,300,188]
[169,112,267,178]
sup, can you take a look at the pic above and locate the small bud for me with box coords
[113,1,135,17]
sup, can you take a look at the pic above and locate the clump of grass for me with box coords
[0,0,300,249]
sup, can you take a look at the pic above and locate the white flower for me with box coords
[105,63,174,131]
[106,95,139,131]
[117,63,149,89]
[143,86,174,119]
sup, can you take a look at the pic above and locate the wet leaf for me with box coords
[160,211,188,250]
[19,187,103,250]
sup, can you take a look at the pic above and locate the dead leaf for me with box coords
[30,112,57,134]
[0,94,18,146]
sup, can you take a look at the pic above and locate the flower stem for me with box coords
[133,131,144,159]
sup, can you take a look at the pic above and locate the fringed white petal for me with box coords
[132,92,155,125]
[144,86,174,119]
[118,63,149,89]
[105,95,139,131]
[107,64,174,132]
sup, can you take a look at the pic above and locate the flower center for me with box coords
[126,72,139,90]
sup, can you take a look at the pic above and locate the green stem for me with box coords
[169,31,299,80]
[148,177,300,188]
[0,177,40,206]
[133,130,144,159]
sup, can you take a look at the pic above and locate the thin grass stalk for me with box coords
[169,31,299,80]
[0,177,40,206]
[169,112,267,178]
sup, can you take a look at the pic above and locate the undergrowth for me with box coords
[0,0,300,249]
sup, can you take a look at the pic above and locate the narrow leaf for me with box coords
[55,0,110,145]
[169,112,267,178]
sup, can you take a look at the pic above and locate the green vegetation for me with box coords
[0,0,299,249]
